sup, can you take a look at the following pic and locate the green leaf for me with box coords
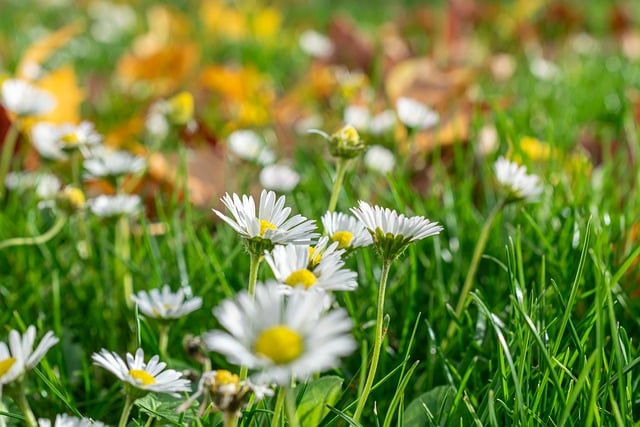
[135,393,193,426]
[296,376,344,427]
[403,385,455,427]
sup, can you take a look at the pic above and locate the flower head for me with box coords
[351,201,443,261]
[87,194,142,217]
[84,147,146,178]
[92,348,190,397]
[259,164,300,193]
[0,326,59,386]
[177,370,273,419]
[131,285,202,320]
[1,78,56,117]
[299,29,334,59]
[264,237,358,292]
[369,110,396,135]
[328,124,366,159]
[364,145,395,175]
[205,285,356,385]
[5,171,61,199]
[213,190,317,253]
[396,97,439,130]
[493,156,543,202]
[32,122,102,161]
[227,130,275,165]
[38,414,106,427]
[321,211,372,250]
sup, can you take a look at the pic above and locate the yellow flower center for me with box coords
[0,357,16,377]
[254,325,303,364]
[331,230,354,249]
[63,186,85,208]
[259,219,277,237]
[308,247,322,267]
[284,269,317,289]
[129,369,156,386]
[215,370,240,387]
[61,132,80,145]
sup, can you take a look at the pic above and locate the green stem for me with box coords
[158,324,170,360]
[224,413,240,427]
[116,215,133,308]
[118,394,136,427]
[353,258,392,422]
[0,214,67,250]
[270,387,285,427]
[240,251,263,381]
[444,198,506,342]
[13,387,37,427]
[327,158,349,213]
[284,386,300,427]
[0,121,19,199]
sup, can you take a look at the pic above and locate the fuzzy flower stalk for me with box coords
[350,201,442,422]
[92,348,190,427]
[0,326,59,427]
[444,156,542,343]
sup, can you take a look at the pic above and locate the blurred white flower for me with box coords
[5,171,61,199]
[227,130,275,165]
[259,164,300,192]
[369,109,396,135]
[364,145,395,174]
[88,1,136,43]
[32,121,102,160]
[396,97,439,130]
[87,194,142,217]
[38,414,106,427]
[84,147,145,178]
[493,156,543,202]
[343,105,371,132]
[299,29,334,59]
[131,285,202,320]
[529,57,560,81]
[1,78,56,117]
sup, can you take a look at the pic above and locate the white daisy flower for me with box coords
[264,238,357,292]
[1,78,56,117]
[92,348,190,396]
[321,211,373,250]
[227,130,275,165]
[32,121,102,160]
[299,29,334,59]
[396,97,439,130]
[205,285,356,385]
[213,190,317,250]
[363,145,395,175]
[493,156,543,202]
[38,414,106,427]
[259,164,300,193]
[343,105,371,132]
[131,285,202,320]
[0,326,59,385]
[177,369,273,419]
[84,147,146,178]
[350,201,443,260]
[5,171,61,199]
[369,109,396,135]
[87,194,142,217]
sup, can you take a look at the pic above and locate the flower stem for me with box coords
[270,387,285,427]
[13,387,37,427]
[444,197,506,343]
[224,413,240,427]
[327,158,349,213]
[284,386,300,427]
[0,214,67,250]
[353,258,392,422]
[240,251,262,381]
[158,324,170,360]
[0,121,19,199]
[118,394,136,427]
[116,215,133,308]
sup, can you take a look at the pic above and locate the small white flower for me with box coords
[493,156,543,202]
[84,147,146,178]
[88,1,136,43]
[213,190,317,247]
[351,201,443,260]
[259,164,300,192]
[368,109,396,135]
[87,194,142,217]
[227,130,274,165]
[1,78,56,117]
[92,348,190,396]
[321,211,373,249]
[131,285,202,320]
[265,238,358,292]
[299,30,334,59]
[5,171,61,199]
[396,97,439,130]
[38,414,107,427]
[205,285,356,385]
[145,105,170,138]
[343,105,371,132]
[364,145,395,175]
[294,115,323,135]
[0,326,59,385]
[529,57,560,81]
[32,121,102,160]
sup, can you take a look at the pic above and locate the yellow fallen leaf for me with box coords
[34,66,84,125]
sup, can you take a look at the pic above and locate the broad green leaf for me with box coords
[296,376,344,427]
[135,393,193,426]
[403,385,455,427]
